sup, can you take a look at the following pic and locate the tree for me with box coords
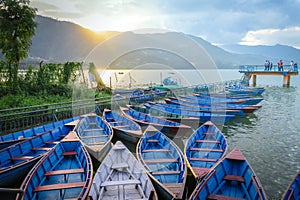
[0,0,36,93]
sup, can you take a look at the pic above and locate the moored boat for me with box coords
[103,108,142,143]
[75,113,113,162]
[89,141,158,200]
[189,148,268,200]
[0,125,74,188]
[0,116,80,150]
[120,106,191,138]
[136,126,187,199]
[143,102,236,124]
[185,121,228,180]
[17,131,93,200]
[282,170,300,200]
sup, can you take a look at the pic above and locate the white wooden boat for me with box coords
[75,113,113,162]
[89,141,157,200]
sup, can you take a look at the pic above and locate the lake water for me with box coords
[108,69,300,200]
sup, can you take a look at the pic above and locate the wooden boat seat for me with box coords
[113,125,130,128]
[89,141,105,146]
[190,157,217,162]
[34,130,51,136]
[44,168,84,176]
[62,151,77,156]
[189,148,223,153]
[109,121,123,124]
[147,139,159,143]
[45,141,60,145]
[142,149,170,153]
[204,132,214,136]
[33,182,85,192]
[207,194,245,200]
[145,158,178,163]
[223,175,245,182]
[31,147,52,151]
[101,179,141,187]
[10,156,34,161]
[151,170,181,175]
[111,163,128,169]
[195,140,220,144]
[80,135,108,139]
[83,128,104,132]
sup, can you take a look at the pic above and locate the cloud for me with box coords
[240,27,300,48]
[30,0,300,48]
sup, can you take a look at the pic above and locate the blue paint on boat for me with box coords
[136,126,187,199]
[282,170,300,200]
[185,121,228,180]
[17,131,93,200]
[189,148,268,200]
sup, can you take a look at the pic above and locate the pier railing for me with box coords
[239,65,298,72]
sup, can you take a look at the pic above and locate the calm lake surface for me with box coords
[108,69,300,200]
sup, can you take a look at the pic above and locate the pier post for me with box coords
[252,75,257,87]
[283,75,290,87]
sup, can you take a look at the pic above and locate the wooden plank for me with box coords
[190,157,217,162]
[195,140,220,144]
[223,175,245,182]
[142,149,170,153]
[83,128,104,132]
[44,168,84,176]
[34,182,85,192]
[101,179,141,187]
[111,163,128,169]
[113,125,130,128]
[62,151,77,156]
[88,142,105,145]
[151,170,180,175]
[31,147,52,151]
[207,194,244,200]
[10,156,34,161]
[189,148,223,153]
[144,158,178,163]
[45,141,60,145]
[80,135,108,139]
[147,139,159,143]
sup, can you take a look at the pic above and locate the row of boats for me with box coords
[0,86,298,199]
[0,106,299,199]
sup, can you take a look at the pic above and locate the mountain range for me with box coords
[1,15,300,69]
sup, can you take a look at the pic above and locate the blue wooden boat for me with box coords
[75,113,113,162]
[0,117,80,150]
[189,148,268,200]
[225,86,265,96]
[146,101,246,116]
[165,98,262,114]
[120,106,191,138]
[0,124,74,187]
[177,95,263,106]
[136,126,187,199]
[17,131,93,200]
[184,121,228,180]
[143,103,235,124]
[89,141,158,200]
[103,108,142,143]
[127,104,202,130]
[282,170,300,200]
[192,94,264,105]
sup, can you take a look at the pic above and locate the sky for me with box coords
[30,0,300,49]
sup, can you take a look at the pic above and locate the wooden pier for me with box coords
[239,65,298,87]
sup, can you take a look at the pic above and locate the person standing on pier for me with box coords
[290,60,294,71]
[279,60,283,71]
